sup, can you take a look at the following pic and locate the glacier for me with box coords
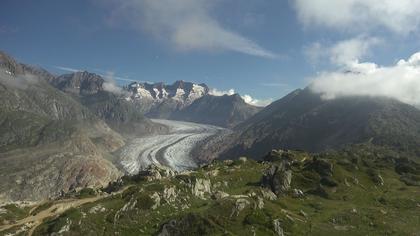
[118,119,226,174]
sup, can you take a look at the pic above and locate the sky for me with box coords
[1,0,420,106]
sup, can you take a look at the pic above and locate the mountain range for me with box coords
[0,51,259,202]
[1,50,420,236]
[1,49,420,203]
[201,87,420,161]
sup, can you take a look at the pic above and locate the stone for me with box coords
[231,198,250,217]
[307,157,334,177]
[292,189,305,198]
[262,162,292,196]
[192,178,212,199]
[299,210,308,218]
[212,191,229,200]
[273,219,285,236]
[239,157,247,163]
[261,188,278,200]
[163,186,177,203]
[89,204,107,214]
[256,197,264,209]
[150,192,161,210]
[207,169,219,177]
[224,160,234,165]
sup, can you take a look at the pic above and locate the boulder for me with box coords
[306,157,333,177]
[212,191,229,200]
[256,197,264,209]
[292,189,304,198]
[239,157,247,163]
[273,219,285,236]
[231,198,250,217]
[192,178,212,199]
[163,186,177,203]
[262,161,292,196]
[261,189,278,200]
[150,192,161,210]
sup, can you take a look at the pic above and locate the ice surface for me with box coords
[119,119,225,174]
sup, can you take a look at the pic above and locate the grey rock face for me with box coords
[262,161,292,196]
[52,71,104,95]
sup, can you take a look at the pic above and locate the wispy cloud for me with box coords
[103,0,277,58]
[260,82,289,87]
[55,65,138,82]
[0,25,19,34]
[54,66,81,73]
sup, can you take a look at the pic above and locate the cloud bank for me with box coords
[292,0,420,34]
[209,88,272,107]
[310,52,420,107]
[105,0,276,58]
[305,36,381,66]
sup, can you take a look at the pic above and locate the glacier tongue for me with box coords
[118,119,225,174]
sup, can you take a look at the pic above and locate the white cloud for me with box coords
[292,0,420,34]
[103,72,131,96]
[305,36,381,66]
[105,0,277,58]
[293,0,420,34]
[208,88,235,96]
[309,52,420,107]
[209,88,272,107]
[241,94,273,107]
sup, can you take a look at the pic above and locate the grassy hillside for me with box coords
[2,144,419,235]
[218,88,420,160]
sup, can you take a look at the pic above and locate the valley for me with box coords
[118,119,228,174]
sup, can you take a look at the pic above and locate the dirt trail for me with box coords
[0,186,132,236]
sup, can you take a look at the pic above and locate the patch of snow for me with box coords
[153,88,160,99]
[186,84,206,104]
[161,88,169,99]
[135,87,154,100]
[173,88,186,101]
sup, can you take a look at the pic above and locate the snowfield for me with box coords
[119,119,226,174]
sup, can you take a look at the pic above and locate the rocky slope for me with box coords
[171,94,262,128]
[213,88,420,160]
[125,81,260,127]
[2,145,419,235]
[126,81,209,116]
[49,71,168,136]
[0,52,125,202]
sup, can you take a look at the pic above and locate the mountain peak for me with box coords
[0,51,24,75]
[51,71,104,95]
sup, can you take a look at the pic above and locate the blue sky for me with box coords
[1,0,420,106]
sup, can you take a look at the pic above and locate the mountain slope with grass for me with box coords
[2,144,419,235]
[214,88,420,160]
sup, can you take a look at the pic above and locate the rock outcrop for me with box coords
[262,161,292,196]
